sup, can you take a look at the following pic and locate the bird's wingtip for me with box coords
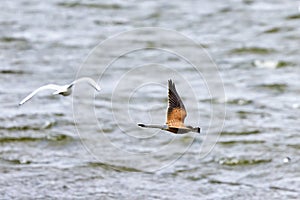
[168,79,176,88]
[18,100,25,106]
[138,123,145,127]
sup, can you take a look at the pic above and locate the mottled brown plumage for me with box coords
[167,80,187,128]
[138,80,200,134]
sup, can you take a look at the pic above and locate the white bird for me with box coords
[19,77,101,105]
[283,157,291,163]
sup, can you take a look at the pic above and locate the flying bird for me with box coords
[138,80,200,134]
[19,77,101,105]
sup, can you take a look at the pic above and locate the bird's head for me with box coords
[53,90,71,96]
[186,125,201,133]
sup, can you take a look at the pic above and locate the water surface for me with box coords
[1,0,299,199]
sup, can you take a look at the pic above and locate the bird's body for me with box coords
[19,77,101,105]
[138,80,200,134]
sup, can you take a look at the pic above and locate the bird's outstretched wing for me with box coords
[19,84,62,105]
[166,80,187,127]
[69,77,101,91]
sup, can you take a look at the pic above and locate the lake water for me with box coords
[1,0,299,199]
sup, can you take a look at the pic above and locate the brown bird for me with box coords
[138,80,200,134]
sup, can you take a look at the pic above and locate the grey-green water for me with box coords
[1,0,300,199]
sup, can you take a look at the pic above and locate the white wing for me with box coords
[69,77,101,91]
[19,84,62,105]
